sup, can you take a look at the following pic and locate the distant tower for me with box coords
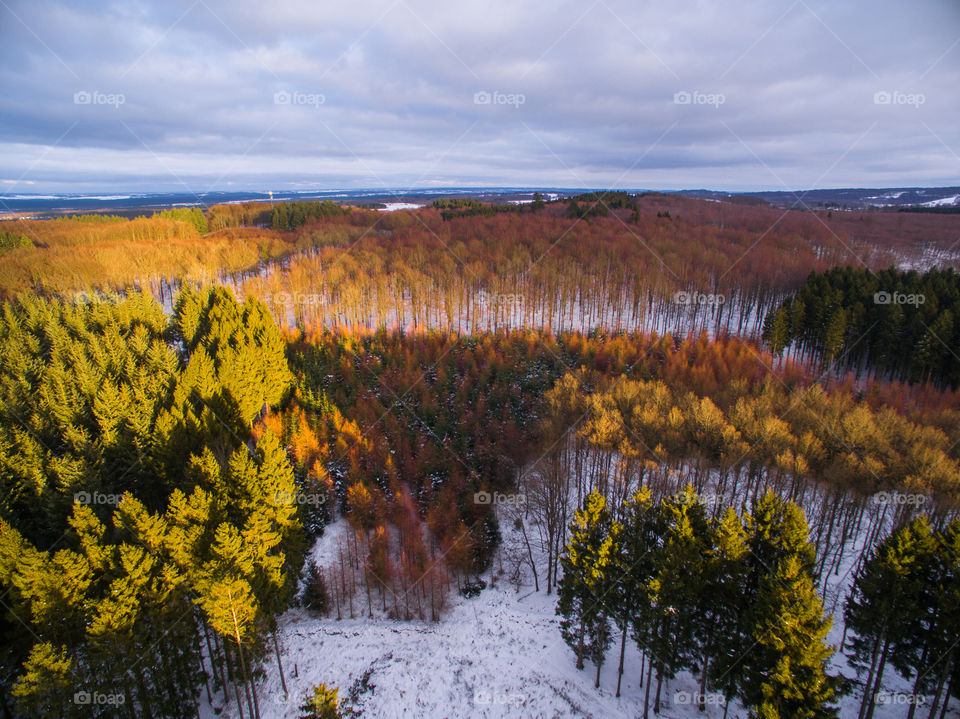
[269,191,274,205]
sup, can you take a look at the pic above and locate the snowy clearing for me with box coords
[198,498,945,719]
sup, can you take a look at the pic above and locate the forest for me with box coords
[0,196,959,718]
[763,267,960,386]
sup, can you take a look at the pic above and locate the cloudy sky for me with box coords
[1,0,958,193]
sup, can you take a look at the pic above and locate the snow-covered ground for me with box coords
[892,242,960,272]
[377,202,424,211]
[921,195,960,208]
[197,491,951,719]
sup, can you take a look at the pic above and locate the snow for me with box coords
[378,203,423,211]
[193,490,951,719]
[202,513,714,719]
[0,194,60,200]
[893,243,960,272]
[921,194,959,207]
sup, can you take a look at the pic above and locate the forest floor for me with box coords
[199,509,948,719]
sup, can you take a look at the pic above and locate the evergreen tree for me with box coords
[705,507,749,714]
[763,306,791,357]
[740,492,838,719]
[557,491,615,680]
[299,683,342,719]
[646,486,712,713]
[846,517,936,719]
[607,486,656,698]
[925,519,960,718]
[10,643,75,719]
[302,561,329,614]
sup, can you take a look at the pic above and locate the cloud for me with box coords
[0,0,957,192]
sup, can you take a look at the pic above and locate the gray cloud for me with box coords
[1,0,957,192]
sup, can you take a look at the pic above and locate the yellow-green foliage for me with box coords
[0,218,293,297]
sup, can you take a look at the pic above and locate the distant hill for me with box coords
[679,186,960,211]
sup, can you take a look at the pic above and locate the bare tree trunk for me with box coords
[272,630,288,699]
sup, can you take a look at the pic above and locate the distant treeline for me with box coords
[204,200,349,232]
[154,207,208,234]
[270,200,349,231]
[567,191,640,219]
[763,266,960,386]
[431,191,645,221]
[431,196,533,220]
[898,205,960,214]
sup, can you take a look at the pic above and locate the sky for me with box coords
[1,0,958,194]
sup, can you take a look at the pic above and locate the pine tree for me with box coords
[764,306,791,357]
[607,486,655,698]
[924,519,960,719]
[302,561,329,614]
[886,517,939,719]
[299,683,342,719]
[646,486,713,714]
[10,643,75,719]
[822,308,847,365]
[705,507,748,713]
[846,517,935,719]
[741,492,838,719]
[557,491,615,678]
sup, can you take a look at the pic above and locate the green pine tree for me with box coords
[557,491,615,679]
[740,492,839,719]
[299,683,342,719]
